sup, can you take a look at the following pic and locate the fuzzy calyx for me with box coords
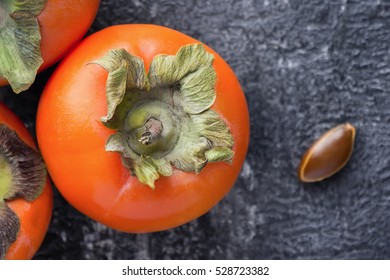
[94,44,234,188]
[0,0,46,93]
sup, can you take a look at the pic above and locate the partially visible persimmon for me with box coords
[0,0,100,93]
[0,102,52,260]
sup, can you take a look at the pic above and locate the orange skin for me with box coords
[0,102,52,260]
[0,0,100,87]
[37,25,250,233]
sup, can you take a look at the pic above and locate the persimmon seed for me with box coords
[298,123,356,183]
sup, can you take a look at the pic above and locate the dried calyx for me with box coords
[0,124,46,259]
[94,44,234,188]
[0,0,46,93]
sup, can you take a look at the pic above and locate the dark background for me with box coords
[1,0,390,259]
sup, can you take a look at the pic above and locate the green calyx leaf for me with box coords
[0,124,46,259]
[148,43,213,86]
[205,147,234,163]
[0,0,46,93]
[133,156,159,189]
[93,49,150,129]
[179,65,216,114]
[191,109,234,147]
[94,44,234,189]
[133,156,173,189]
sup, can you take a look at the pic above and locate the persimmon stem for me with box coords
[139,118,163,145]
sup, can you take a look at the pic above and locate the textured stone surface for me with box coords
[1,0,390,259]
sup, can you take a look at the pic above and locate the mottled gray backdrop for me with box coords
[1,0,390,259]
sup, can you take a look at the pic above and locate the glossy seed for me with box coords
[298,123,356,183]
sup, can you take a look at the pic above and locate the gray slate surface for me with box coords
[1,0,390,259]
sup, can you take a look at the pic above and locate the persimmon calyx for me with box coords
[94,44,234,189]
[0,0,46,93]
[0,124,46,259]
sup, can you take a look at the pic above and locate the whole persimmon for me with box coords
[37,24,249,233]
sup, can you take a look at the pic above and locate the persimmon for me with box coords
[37,24,249,233]
[0,102,52,260]
[0,0,100,93]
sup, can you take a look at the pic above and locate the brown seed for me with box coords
[298,123,356,182]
